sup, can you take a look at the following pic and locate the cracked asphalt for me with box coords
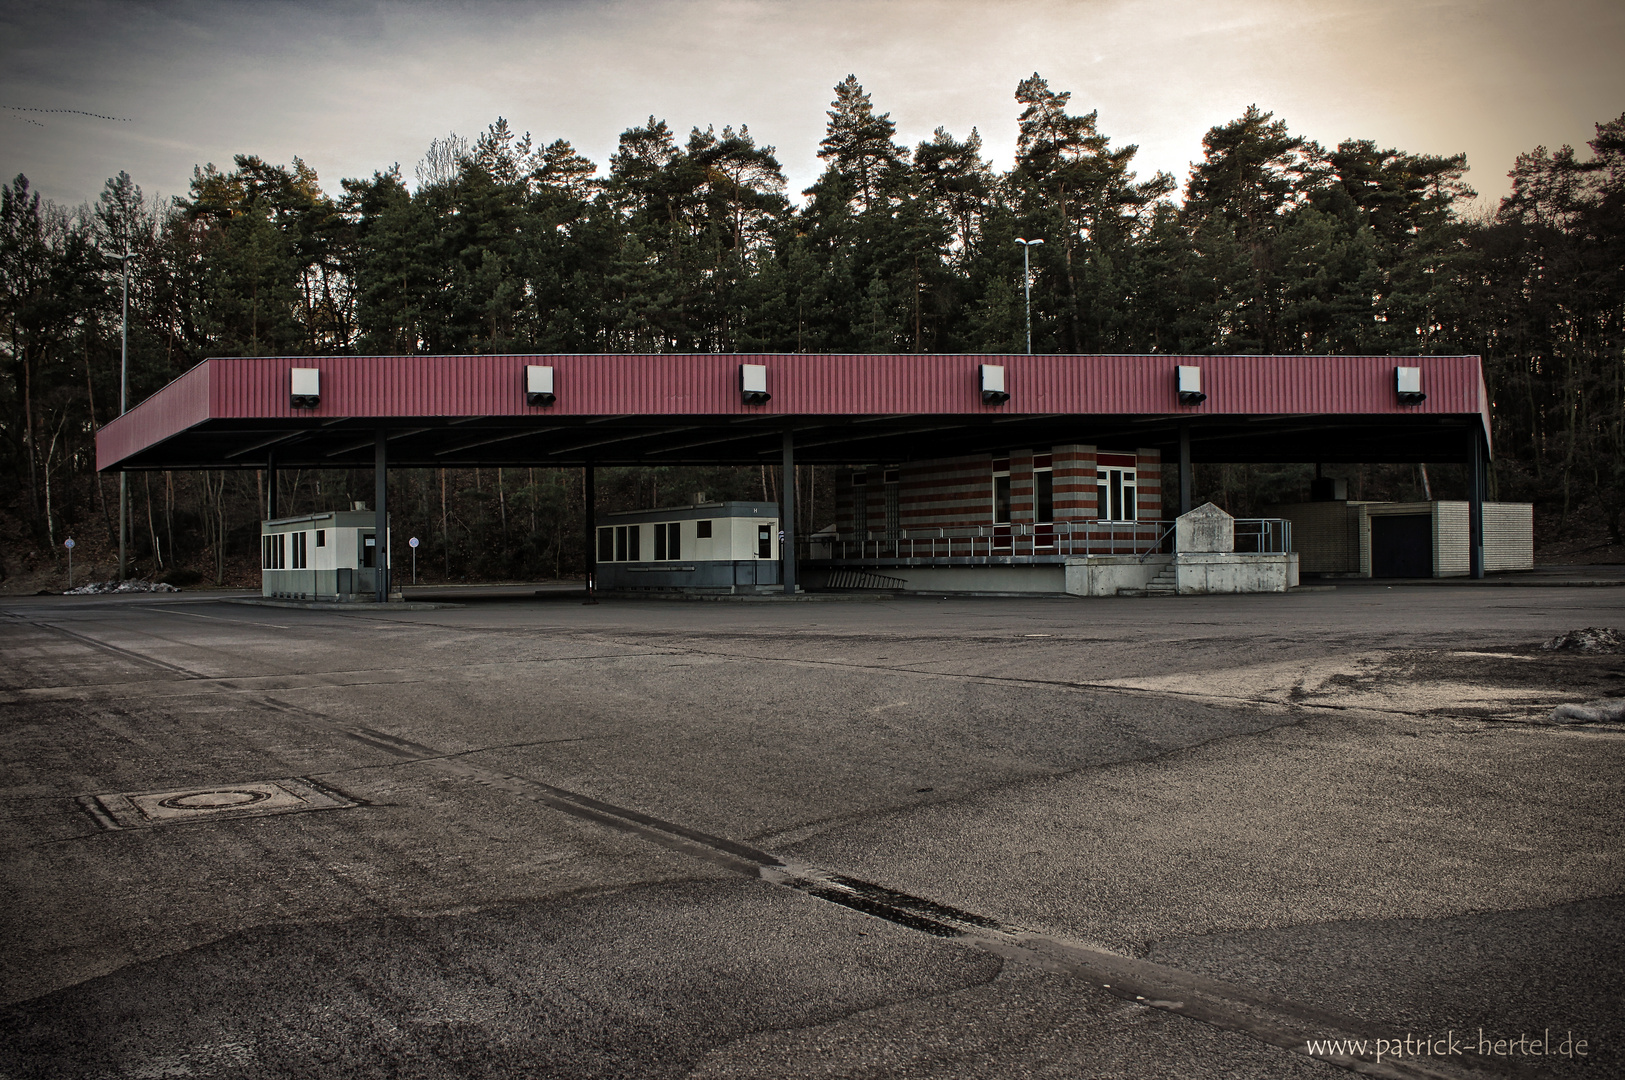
[0,583,1621,1078]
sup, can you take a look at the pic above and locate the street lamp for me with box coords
[1014,237,1043,354]
[114,249,134,581]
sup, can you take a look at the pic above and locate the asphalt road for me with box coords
[1,584,1621,1079]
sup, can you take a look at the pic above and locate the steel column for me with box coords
[583,463,596,600]
[267,452,278,520]
[1467,425,1485,579]
[781,431,797,594]
[1179,424,1192,515]
[375,430,389,602]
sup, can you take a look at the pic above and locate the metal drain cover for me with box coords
[82,777,358,830]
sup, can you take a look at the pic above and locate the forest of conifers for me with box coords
[2,74,1622,586]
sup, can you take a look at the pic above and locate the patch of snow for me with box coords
[64,579,181,595]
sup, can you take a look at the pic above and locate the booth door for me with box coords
[1371,514,1432,577]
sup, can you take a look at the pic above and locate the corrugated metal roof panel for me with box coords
[100,352,1489,470]
[96,360,211,472]
[199,353,1485,419]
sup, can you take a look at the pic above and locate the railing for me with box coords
[802,518,1292,565]
[1233,518,1293,556]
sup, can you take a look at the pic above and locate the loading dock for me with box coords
[1271,500,1533,578]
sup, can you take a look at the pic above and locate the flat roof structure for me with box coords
[96,353,1491,473]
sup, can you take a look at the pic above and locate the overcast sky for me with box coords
[3,0,1622,213]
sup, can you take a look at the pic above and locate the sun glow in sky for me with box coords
[3,0,1622,210]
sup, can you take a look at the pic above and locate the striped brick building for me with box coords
[836,445,1164,549]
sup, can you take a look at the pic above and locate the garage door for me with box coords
[1371,514,1432,577]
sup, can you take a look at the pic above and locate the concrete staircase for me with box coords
[1144,560,1179,595]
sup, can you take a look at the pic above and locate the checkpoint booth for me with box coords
[261,509,390,601]
[594,501,780,593]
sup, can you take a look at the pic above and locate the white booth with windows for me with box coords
[594,501,780,593]
[261,509,390,600]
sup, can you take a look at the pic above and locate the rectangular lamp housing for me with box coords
[979,364,1009,405]
[290,367,320,409]
[1396,366,1426,404]
[526,365,556,406]
[740,364,771,405]
[1177,365,1207,406]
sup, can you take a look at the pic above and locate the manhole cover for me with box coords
[81,777,358,830]
[159,789,272,810]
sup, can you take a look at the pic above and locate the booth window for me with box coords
[992,457,1011,524]
[1097,461,1137,522]
[696,520,713,539]
[654,522,681,561]
[597,527,614,562]
[611,525,640,561]
[262,534,288,570]
[291,532,308,569]
[315,529,325,548]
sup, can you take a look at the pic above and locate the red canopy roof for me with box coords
[97,352,1491,471]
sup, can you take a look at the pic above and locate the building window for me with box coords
[696,519,713,539]
[1034,469,1054,523]
[992,457,1011,524]
[614,525,639,561]
[654,522,681,560]
[851,473,868,538]
[1097,463,1137,522]
[264,533,287,569]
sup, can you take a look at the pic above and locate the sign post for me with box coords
[408,536,419,585]
[64,537,75,587]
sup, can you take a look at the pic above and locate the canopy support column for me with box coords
[1468,425,1485,580]
[584,462,597,602]
[782,431,797,595]
[267,452,279,520]
[375,431,389,603]
[1179,424,1192,515]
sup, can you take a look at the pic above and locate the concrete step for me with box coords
[1145,563,1178,593]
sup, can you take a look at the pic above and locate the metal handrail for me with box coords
[803,517,1293,563]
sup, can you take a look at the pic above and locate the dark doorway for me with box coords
[1371,514,1432,577]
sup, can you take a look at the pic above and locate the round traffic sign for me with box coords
[64,538,75,549]
[409,537,419,548]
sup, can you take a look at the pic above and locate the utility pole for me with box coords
[116,250,134,581]
[1014,238,1043,354]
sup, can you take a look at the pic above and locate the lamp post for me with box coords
[1014,237,1043,354]
[115,250,134,581]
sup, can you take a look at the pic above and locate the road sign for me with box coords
[409,537,419,548]
[64,538,75,549]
